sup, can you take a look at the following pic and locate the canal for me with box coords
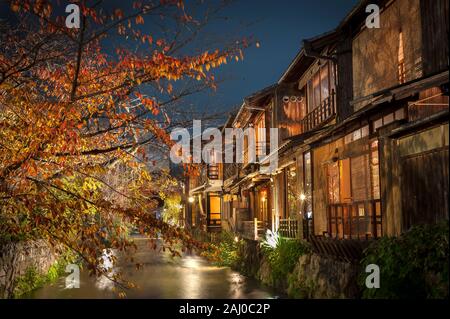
[27,237,279,299]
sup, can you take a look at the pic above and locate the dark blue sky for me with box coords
[0,0,359,123]
[190,0,359,119]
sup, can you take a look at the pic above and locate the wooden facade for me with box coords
[184,0,449,249]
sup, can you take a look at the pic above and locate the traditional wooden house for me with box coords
[186,0,449,247]
[184,136,224,233]
[222,83,301,239]
[274,0,448,259]
[337,0,449,237]
[273,30,341,239]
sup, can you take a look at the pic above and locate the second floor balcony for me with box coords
[301,90,336,132]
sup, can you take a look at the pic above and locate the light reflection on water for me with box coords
[27,238,279,299]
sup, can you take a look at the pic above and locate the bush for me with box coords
[13,249,78,298]
[360,222,449,299]
[201,231,242,267]
[260,233,310,285]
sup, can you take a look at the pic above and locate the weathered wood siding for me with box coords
[400,148,449,229]
[381,123,449,236]
[420,0,449,76]
[336,35,354,122]
[352,0,423,106]
[397,124,449,231]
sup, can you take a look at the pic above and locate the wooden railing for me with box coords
[278,218,299,239]
[407,90,449,122]
[327,199,382,240]
[301,91,336,132]
[240,218,267,240]
[308,235,373,263]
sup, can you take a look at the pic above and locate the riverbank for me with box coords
[201,223,449,299]
[0,240,65,298]
[230,237,360,298]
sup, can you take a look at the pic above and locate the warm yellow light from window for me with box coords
[209,196,221,214]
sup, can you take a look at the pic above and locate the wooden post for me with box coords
[254,217,258,240]
[271,210,275,233]
[288,216,291,237]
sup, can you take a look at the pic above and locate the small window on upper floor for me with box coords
[306,61,335,111]
[398,31,406,84]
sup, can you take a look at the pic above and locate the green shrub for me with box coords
[13,267,46,298]
[14,249,78,298]
[201,231,242,267]
[261,234,310,285]
[360,222,449,299]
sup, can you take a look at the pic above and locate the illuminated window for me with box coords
[306,61,334,111]
[344,125,370,145]
[255,114,266,157]
[286,165,298,217]
[398,31,406,84]
[383,113,394,125]
[372,109,406,132]
[303,152,313,218]
[327,145,382,239]
[208,194,221,225]
[370,141,380,200]
[395,108,405,120]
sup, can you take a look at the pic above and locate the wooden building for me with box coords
[184,0,449,247]
[275,0,449,251]
[184,137,224,233]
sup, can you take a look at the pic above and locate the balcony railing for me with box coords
[301,91,336,132]
[327,199,382,240]
[240,218,267,240]
[407,91,449,122]
[278,218,299,239]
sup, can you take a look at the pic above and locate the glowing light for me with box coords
[263,229,278,248]
[234,236,239,242]
[299,193,306,201]
[188,196,195,203]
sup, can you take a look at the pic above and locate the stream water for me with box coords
[27,237,279,299]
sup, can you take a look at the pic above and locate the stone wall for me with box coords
[235,239,262,278]
[236,239,361,299]
[287,253,361,299]
[0,240,59,298]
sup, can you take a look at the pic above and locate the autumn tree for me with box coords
[0,0,251,296]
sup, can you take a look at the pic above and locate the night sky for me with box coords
[194,0,359,120]
[0,0,360,123]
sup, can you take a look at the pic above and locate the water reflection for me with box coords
[28,237,278,299]
[95,249,117,291]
